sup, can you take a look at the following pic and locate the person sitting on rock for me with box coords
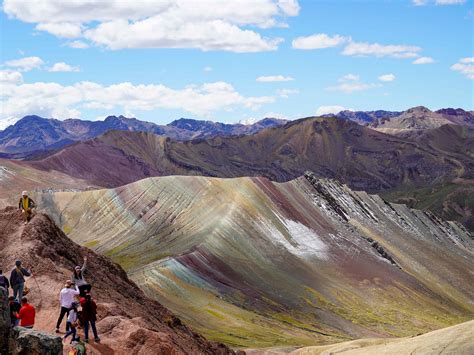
[8,296,21,327]
[10,260,31,301]
[63,302,80,344]
[72,256,91,297]
[0,269,10,295]
[18,191,36,225]
[15,296,35,329]
[56,280,80,333]
[80,293,100,343]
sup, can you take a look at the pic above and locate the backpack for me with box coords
[69,341,86,355]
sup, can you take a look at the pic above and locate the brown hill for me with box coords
[370,106,474,136]
[0,207,234,355]
[27,117,470,192]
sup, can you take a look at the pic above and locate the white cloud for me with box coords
[277,0,300,16]
[0,80,276,123]
[412,0,465,5]
[412,0,429,5]
[4,56,44,71]
[292,33,348,49]
[316,105,347,116]
[35,22,82,38]
[436,0,466,4]
[48,62,80,72]
[277,88,299,98]
[329,74,382,93]
[204,66,212,72]
[339,74,360,82]
[342,41,421,58]
[4,0,298,53]
[0,70,23,85]
[378,73,395,82]
[257,75,294,82]
[67,40,90,49]
[451,57,474,79]
[412,56,434,64]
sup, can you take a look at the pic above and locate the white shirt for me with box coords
[59,286,80,308]
[67,309,78,323]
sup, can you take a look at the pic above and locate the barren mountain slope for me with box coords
[34,174,474,348]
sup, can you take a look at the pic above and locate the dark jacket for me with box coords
[18,197,35,210]
[0,275,9,289]
[10,267,31,287]
[9,300,21,323]
[81,299,97,322]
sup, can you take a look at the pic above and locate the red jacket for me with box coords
[17,303,35,327]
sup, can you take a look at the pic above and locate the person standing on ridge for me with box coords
[18,191,36,225]
[63,302,80,344]
[80,293,100,343]
[56,280,80,333]
[14,297,35,329]
[0,269,10,295]
[72,256,91,297]
[9,260,31,301]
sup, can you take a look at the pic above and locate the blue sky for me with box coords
[0,0,473,127]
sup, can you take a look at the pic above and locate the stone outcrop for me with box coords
[0,287,9,355]
[9,328,62,355]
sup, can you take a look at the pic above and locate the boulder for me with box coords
[9,327,62,355]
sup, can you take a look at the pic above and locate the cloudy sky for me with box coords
[0,0,472,128]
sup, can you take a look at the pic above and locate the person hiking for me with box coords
[80,294,100,343]
[0,269,10,295]
[14,296,35,328]
[18,191,36,225]
[56,280,80,333]
[10,260,31,301]
[72,256,91,297]
[63,302,80,344]
[8,296,21,327]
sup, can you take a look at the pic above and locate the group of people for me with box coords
[0,255,100,346]
[56,256,100,344]
[0,260,36,328]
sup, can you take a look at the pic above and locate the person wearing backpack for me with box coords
[0,269,10,295]
[80,294,100,343]
[9,260,31,301]
[63,302,80,344]
[72,256,91,297]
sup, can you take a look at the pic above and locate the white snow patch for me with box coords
[258,216,328,260]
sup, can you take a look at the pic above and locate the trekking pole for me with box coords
[30,270,43,309]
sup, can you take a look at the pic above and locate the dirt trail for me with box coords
[0,207,235,354]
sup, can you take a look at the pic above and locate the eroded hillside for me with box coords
[34,173,474,348]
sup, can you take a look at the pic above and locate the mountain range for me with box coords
[0,115,287,157]
[1,106,473,158]
[1,113,473,231]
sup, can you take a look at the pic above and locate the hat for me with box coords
[15,260,21,267]
[75,266,81,270]
[22,191,28,196]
